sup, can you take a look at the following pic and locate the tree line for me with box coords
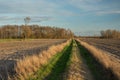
[0,25,74,39]
[100,29,120,39]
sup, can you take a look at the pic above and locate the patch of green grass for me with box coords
[76,40,112,80]
[29,40,73,80]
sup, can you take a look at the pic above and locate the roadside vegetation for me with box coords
[29,40,72,80]
[101,29,120,39]
[77,39,120,80]
[76,40,111,80]
[10,40,70,80]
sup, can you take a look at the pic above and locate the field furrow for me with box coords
[0,39,66,60]
[80,38,120,59]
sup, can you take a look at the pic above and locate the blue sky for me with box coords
[0,0,120,36]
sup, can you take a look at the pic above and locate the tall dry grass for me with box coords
[11,40,70,80]
[77,39,120,80]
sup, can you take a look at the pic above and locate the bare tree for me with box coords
[0,25,74,39]
[23,17,31,39]
[24,17,31,25]
[100,29,120,39]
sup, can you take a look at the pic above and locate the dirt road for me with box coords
[64,40,93,80]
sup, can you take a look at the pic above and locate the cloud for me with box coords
[0,0,120,17]
[66,0,102,11]
[0,0,54,14]
[30,16,53,22]
[0,16,20,23]
[66,0,120,15]
[0,0,77,17]
[96,10,120,15]
[0,16,53,24]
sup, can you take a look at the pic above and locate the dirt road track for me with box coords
[64,40,93,80]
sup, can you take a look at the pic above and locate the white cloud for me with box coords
[0,0,120,16]
[0,0,77,17]
[96,10,120,15]
[66,0,120,15]
[0,0,120,22]
[0,15,53,24]
[0,0,58,15]
[66,0,102,11]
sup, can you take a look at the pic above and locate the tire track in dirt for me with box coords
[64,40,93,80]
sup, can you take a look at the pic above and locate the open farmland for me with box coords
[0,39,67,79]
[0,39,120,80]
[80,38,120,59]
[0,0,120,80]
[0,39,66,60]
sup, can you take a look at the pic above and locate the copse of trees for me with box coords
[0,25,74,39]
[100,29,120,39]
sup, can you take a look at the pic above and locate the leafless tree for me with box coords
[24,17,31,25]
[100,29,120,39]
[0,25,74,39]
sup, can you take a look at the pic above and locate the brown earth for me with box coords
[0,39,66,60]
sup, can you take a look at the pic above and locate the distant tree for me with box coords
[24,17,31,25]
[0,25,74,39]
[23,17,31,39]
[21,25,32,39]
[100,29,120,39]
[0,28,2,39]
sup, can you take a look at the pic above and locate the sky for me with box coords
[0,0,120,36]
